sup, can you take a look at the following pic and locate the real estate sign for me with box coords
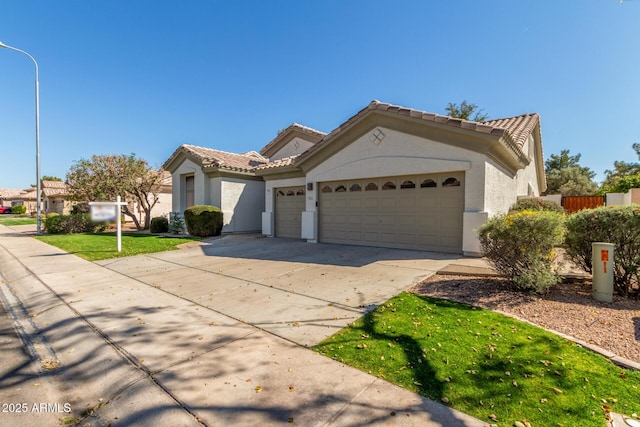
[90,204,117,222]
[88,196,127,252]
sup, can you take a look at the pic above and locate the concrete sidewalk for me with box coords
[0,225,487,426]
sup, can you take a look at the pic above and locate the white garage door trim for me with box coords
[275,186,306,238]
[318,172,464,253]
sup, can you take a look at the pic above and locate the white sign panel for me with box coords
[90,204,117,222]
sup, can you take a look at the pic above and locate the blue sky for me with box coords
[1,1,638,189]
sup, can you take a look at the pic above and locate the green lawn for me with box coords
[313,292,640,427]
[0,215,37,225]
[36,232,202,261]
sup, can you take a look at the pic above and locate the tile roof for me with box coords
[254,155,299,171]
[41,180,67,189]
[0,188,25,198]
[41,180,70,197]
[481,113,540,149]
[296,100,539,164]
[259,123,326,156]
[166,144,268,172]
[163,101,541,175]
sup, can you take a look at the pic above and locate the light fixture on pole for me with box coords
[0,41,42,235]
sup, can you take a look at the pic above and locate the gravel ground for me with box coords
[411,275,640,365]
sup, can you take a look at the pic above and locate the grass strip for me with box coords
[36,232,201,261]
[313,292,640,427]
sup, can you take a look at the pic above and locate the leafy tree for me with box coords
[544,149,598,196]
[66,154,165,230]
[601,143,640,192]
[445,100,489,122]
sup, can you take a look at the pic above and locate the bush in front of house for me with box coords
[11,205,26,215]
[44,213,107,234]
[44,214,65,234]
[184,205,223,237]
[150,216,169,233]
[565,205,640,298]
[479,210,565,293]
[169,212,185,234]
[509,197,566,214]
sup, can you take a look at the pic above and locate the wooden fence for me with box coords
[561,196,606,213]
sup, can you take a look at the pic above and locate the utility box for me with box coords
[592,242,614,303]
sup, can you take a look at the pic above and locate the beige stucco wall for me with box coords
[220,178,264,232]
[269,137,316,161]
[150,192,172,219]
[484,160,517,216]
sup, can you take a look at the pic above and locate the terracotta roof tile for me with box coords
[41,180,67,189]
[173,144,268,172]
[254,155,299,171]
[0,189,25,198]
[482,113,540,149]
[41,181,70,197]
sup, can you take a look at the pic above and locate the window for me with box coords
[296,189,305,196]
[420,179,436,188]
[286,190,295,196]
[349,183,361,192]
[382,181,396,190]
[321,185,332,193]
[365,183,378,191]
[277,190,285,197]
[185,175,195,207]
[400,180,415,189]
[443,177,461,187]
[335,185,347,193]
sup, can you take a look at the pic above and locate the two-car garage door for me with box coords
[318,172,464,253]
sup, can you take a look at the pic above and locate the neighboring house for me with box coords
[41,180,76,215]
[164,100,546,255]
[9,188,38,214]
[0,189,25,208]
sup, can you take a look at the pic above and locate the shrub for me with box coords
[184,205,223,237]
[44,213,106,234]
[11,205,26,215]
[509,197,565,214]
[479,210,565,293]
[565,205,640,297]
[44,215,66,234]
[150,216,169,233]
[169,212,185,234]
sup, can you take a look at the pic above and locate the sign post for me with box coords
[89,196,128,252]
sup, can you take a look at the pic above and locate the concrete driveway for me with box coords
[0,227,486,426]
[96,234,460,346]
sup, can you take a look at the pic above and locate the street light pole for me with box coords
[0,41,41,235]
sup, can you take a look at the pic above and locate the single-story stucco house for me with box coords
[163,100,546,256]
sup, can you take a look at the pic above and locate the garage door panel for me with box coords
[380,233,397,244]
[363,215,378,225]
[349,199,363,208]
[319,173,463,253]
[363,232,379,242]
[363,199,379,209]
[380,198,397,209]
